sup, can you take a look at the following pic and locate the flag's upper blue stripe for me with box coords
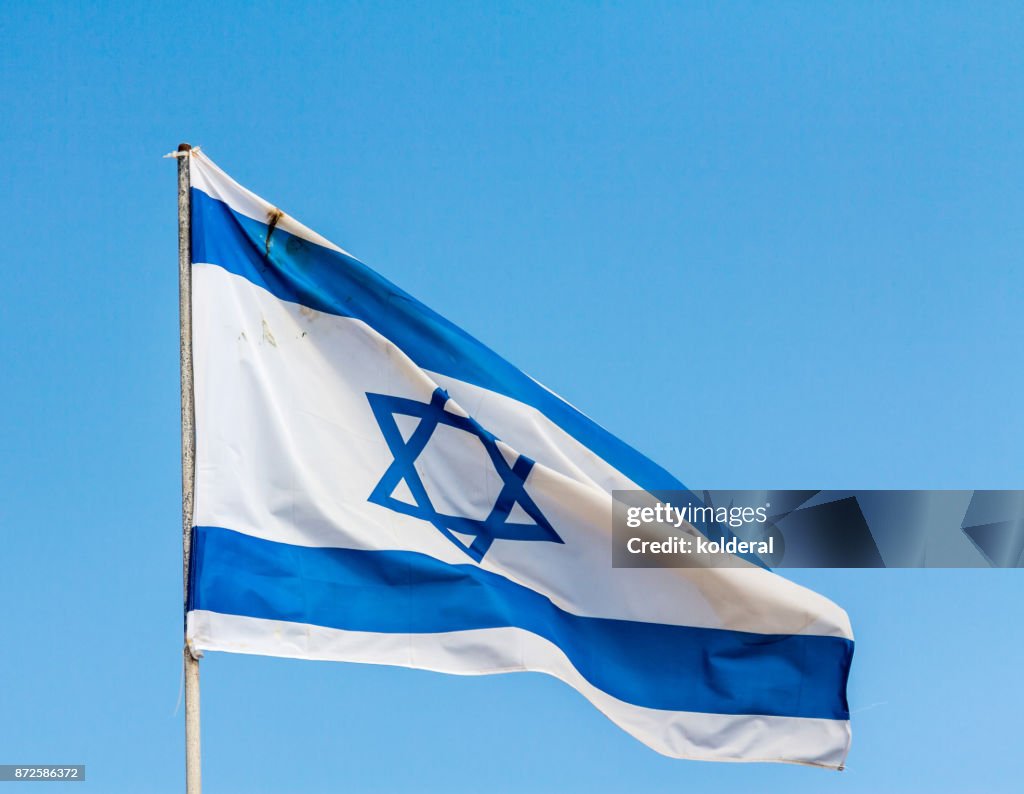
[189,525,852,720]
[191,187,683,493]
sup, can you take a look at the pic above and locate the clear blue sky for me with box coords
[1,2,1021,791]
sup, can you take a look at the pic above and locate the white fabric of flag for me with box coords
[184,150,854,768]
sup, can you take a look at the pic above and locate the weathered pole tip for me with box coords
[178,142,192,152]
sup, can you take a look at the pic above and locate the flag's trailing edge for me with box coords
[184,150,854,768]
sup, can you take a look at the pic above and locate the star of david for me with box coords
[366,388,563,562]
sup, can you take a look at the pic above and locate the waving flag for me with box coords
[184,150,853,768]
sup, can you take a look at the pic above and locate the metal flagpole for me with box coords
[177,141,202,794]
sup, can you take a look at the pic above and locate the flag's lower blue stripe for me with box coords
[190,187,684,494]
[189,525,852,720]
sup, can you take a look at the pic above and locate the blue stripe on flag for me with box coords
[190,187,685,494]
[189,525,852,720]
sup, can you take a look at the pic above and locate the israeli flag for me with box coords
[185,150,853,768]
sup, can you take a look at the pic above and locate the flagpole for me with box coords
[177,141,202,794]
